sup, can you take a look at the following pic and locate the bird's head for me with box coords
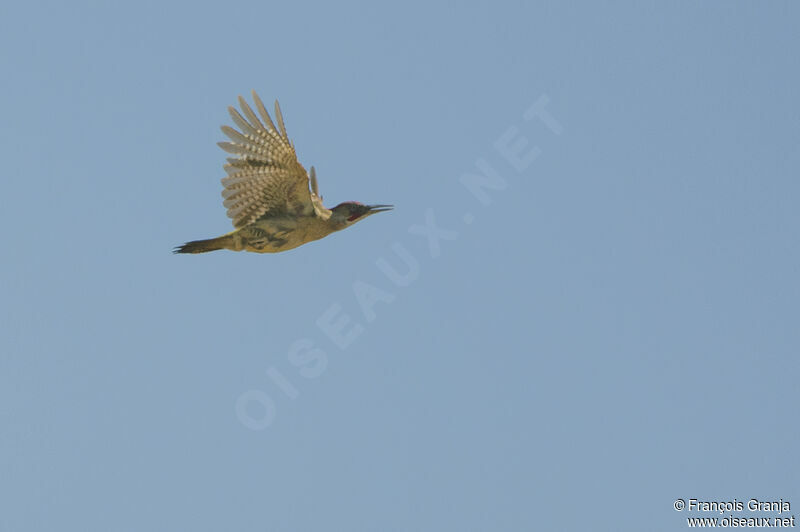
[331,202,393,225]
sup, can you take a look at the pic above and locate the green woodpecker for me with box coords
[174,91,392,254]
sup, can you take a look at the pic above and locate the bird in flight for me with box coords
[174,91,392,254]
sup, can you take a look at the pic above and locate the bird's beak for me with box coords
[366,204,394,214]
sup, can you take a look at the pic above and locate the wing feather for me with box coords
[251,90,278,134]
[274,100,289,141]
[310,166,319,196]
[227,106,260,138]
[220,125,252,146]
[237,96,265,131]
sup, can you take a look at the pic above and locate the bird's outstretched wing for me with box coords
[218,91,315,227]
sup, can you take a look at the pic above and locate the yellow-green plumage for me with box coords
[174,91,391,255]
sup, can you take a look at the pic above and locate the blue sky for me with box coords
[1,2,798,531]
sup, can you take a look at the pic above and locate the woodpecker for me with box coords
[174,91,392,254]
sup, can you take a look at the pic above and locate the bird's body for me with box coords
[177,212,349,254]
[174,91,391,254]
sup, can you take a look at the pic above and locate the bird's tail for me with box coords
[173,235,232,254]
